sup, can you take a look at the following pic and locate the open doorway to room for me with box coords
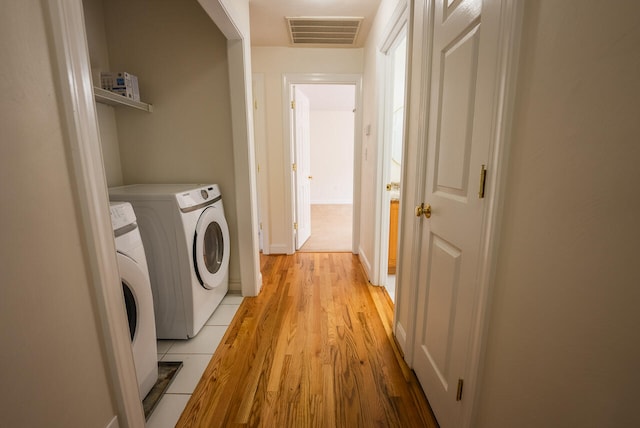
[378,21,408,304]
[292,84,356,252]
[252,73,362,257]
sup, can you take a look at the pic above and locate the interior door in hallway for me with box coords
[293,86,312,249]
[411,0,503,426]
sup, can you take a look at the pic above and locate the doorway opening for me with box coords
[378,24,408,303]
[292,84,356,252]
[278,73,363,256]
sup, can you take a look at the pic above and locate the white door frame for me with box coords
[46,1,145,425]
[377,7,410,289]
[281,73,363,254]
[396,1,524,426]
[199,1,263,298]
[462,3,524,424]
[393,0,428,354]
[49,0,256,425]
[370,0,409,288]
[252,73,270,254]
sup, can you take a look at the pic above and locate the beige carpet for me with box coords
[299,204,352,252]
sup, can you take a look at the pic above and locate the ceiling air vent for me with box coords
[286,16,363,46]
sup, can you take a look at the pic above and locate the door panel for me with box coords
[423,234,462,387]
[435,23,480,197]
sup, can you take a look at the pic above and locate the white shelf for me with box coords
[93,87,153,112]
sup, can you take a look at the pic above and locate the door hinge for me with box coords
[292,163,297,172]
[293,222,298,230]
[254,99,258,110]
[259,222,262,230]
[478,164,487,199]
[291,100,296,109]
[456,378,464,401]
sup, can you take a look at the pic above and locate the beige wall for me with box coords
[83,0,123,187]
[86,0,242,289]
[251,47,363,253]
[0,2,116,426]
[475,2,640,426]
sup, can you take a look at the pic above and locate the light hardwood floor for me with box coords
[178,253,438,427]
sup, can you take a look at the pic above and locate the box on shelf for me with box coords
[100,71,140,102]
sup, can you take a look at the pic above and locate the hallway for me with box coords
[178,253,437,427]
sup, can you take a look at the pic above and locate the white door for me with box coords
[411,0,502,426]
[293,86,312,249]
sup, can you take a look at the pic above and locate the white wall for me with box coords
[309,110,354,204]
[0,2,116,426]
[251,48,363,253]
[475,2,640,426]
[92,0,242,290]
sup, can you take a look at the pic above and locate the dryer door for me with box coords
[193,204,230,289]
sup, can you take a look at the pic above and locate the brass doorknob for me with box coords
[308,176,313,180]
[415,203,432,219]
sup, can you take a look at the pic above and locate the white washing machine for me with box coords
[109,202,158,400]
[109,184,230,339]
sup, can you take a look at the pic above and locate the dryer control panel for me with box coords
[175,184,221,211]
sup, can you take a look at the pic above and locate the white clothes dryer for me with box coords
[109,184,230,339]
[109,202,158,400]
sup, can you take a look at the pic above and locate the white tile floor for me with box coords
[146,294,242,428]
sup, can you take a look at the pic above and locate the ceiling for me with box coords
[249,0,382,48]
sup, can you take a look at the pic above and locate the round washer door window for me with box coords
[122,282,137,341]
[194,205,230,289]
[203,221,224,275]
[116,252,148,343]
